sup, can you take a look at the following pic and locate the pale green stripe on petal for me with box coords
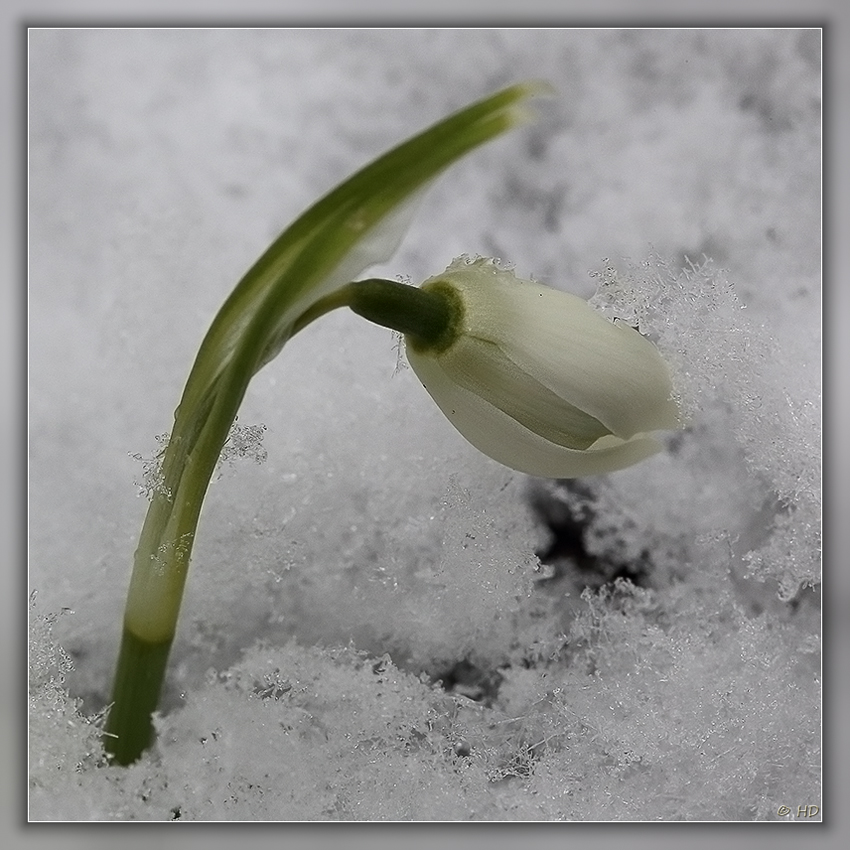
[439,336,612,450]
[407,344,663,478]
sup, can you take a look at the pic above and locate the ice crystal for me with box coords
[29,593,108,818]
[217,419,268,469]
[129,433,171,500]
[130,421,268,501]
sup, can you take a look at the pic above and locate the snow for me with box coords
[28,28,820,821]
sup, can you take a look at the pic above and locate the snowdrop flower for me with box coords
[403,257,681,478]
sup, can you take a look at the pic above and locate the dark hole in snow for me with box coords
[529,479,652,590]
[434,658,502,706]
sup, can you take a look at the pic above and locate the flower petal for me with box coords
[407,344,663,478]
[436,259,680,439]
[437,335,612,450]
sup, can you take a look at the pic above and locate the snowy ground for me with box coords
[28,28,821,821]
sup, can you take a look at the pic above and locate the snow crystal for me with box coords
[129,433,172,500]
[217,420,268,470]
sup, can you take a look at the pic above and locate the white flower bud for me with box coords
[405,257,681,478]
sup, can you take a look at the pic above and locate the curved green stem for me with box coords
[291,278,463,352]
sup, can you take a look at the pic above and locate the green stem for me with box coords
[291,278,463,353]
[104,629,173,765]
